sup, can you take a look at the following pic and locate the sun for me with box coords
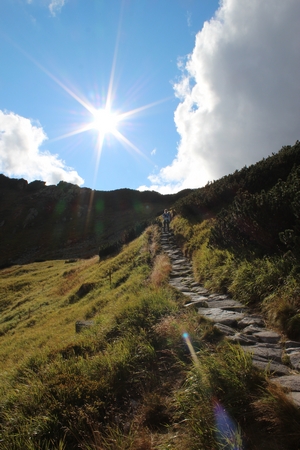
[91,108,120,135]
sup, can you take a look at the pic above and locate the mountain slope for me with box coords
[0,175,191,267]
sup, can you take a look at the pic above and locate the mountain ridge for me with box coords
[0,174,191,267]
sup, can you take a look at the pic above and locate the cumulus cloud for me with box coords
[0,110,84,186]
[49,0,65,16]
[143,0,300,193]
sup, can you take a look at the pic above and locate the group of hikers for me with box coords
[162,209,172,232]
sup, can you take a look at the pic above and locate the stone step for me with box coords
[197,307,245,326]
[160,230,300,403]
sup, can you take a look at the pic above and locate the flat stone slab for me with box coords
[185,294,208,302]
[289,352,300,370]
[237,316,265,329]
[253,330,281,344]
[193,287,210,295]
[169,278,189,286]
[270,375,300,392]
[174,286,194,293]
[208,294,229,301]
[185,299,208,308]
[214,323,237,336]
[242,325,266,335]
[241,344,282,363]
[251,356,290,375]
[162,232,300,381]
[285,340,300,349]
[285,347,300,355]
[170,270,192,278]
[205,299,245,312]
[172,258,190,265]
[227,333,258,346]
[287,392,300,408]
[197,307,245,326]
[190,281,202,287]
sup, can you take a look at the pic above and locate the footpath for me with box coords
[161,230,300,408]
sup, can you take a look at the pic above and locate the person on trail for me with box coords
[162,209,171,232]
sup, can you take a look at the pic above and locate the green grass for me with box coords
[1,224,300,449]
[171,216,300,337]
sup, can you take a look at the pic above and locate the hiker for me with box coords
[162,209,171,232]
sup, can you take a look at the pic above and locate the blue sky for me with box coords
[1,0,300,193]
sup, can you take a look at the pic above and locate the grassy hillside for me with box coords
[1,225,300,449]
[1,142,300,448]
[171,141,300,338]
[0,175,191,268]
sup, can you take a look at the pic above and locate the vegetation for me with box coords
[172,141,300,338]
[1,224,300,449]
[0,175,190,267]
[1,141,300,448]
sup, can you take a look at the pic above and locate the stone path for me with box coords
[161,231,300,407]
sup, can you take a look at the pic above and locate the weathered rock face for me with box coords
[161,230,300,407]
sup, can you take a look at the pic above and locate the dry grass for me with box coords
[150,254,172,287]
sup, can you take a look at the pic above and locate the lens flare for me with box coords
[182,332,244,449]
[182,332,200,369]
[213,399,244,449]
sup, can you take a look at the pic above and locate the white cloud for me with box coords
[142,0,300,194]
[0,110,84,186]
[151,148,157,156]
[49,0,65,16]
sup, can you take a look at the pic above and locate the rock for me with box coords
[237,316,265,329]
[184,296,208,308]
[270,376,300,407]
[270,375,300,392]
[227,333,258,345]
[193,287,210,296]
[285,347,300,355]
[161,230,300,383]
[241,344,282,363]
[75,320,94,333]
[285,340,300,349]
[287,392,300,408]
[251,355,290,375]
[197,307,245,326]
[172,258,190,265]
[242,325,266,335]
[205,299,245,312]
[289,352,300,370]
[252,330,281,344]
[170,269,192,278]
[23,208,38,228]
[208,294,229,300]
[213,323,237,336]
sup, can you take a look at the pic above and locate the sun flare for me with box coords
[91,108,119,135]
